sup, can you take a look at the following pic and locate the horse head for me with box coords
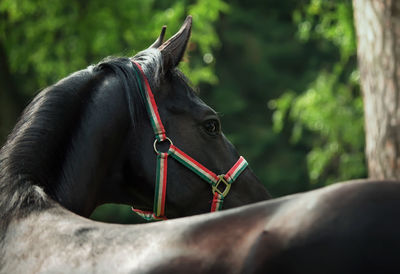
[114,16,270,219]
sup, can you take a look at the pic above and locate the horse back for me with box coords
[242,180,400,274]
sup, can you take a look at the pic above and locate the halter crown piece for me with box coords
[130,60,248,221]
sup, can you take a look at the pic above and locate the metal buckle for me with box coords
[212,175,231,197]
[153,137,173,154]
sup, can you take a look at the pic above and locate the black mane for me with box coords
[0,56,148,234]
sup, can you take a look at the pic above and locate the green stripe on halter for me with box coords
[230,161,248,182]
[154,154,162,216]
[169,149,217,186]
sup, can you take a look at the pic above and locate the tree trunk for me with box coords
[353,0,400,179]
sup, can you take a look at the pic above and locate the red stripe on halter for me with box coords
[170,145,220,182]
[224,156,245,181]
[132,61,167,141]
[160,155,168,216]
[211,192,223,212]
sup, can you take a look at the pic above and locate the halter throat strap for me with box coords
[130,60,248,221]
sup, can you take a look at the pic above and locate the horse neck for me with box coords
[0,70,134,220]
[52,75,132,216]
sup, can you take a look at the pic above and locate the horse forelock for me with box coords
[132,48,163,87]
[133,48,200,103]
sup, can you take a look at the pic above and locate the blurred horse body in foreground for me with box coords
[3,179,400,273]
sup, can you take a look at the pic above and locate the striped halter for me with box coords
[130,60,248,221]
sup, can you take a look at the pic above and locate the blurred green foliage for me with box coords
[271,0,365,185]
[0,0,366,223]
[0,0,226,91]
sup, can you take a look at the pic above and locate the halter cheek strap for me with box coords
[130,60,248,221]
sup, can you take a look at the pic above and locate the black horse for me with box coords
[2,16,400,274]
[0,16,272,271]
[0,15,269,228]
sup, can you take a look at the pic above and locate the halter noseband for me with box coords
[130,60,248,221]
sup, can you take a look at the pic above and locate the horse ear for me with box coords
[159,15,192,70]
[149,26,167,49]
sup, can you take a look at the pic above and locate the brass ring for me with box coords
[153,137,173,154]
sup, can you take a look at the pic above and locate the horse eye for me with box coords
[203,119,220,136]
